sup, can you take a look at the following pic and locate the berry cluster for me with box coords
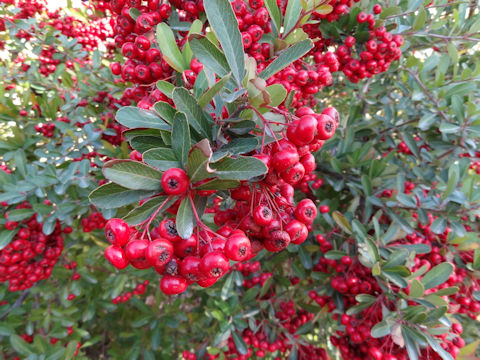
[111,280,149,304]
[0,204,70,292]
[81,211,107,233]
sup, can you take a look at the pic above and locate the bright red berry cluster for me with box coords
[0,204,70,292]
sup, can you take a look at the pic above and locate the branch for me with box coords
[0,289,30,320]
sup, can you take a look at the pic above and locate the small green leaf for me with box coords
[259,39,313,80]
[421,263,454,290]
[283,0,302,36]
[10,335,34,356]
[89,183,157,209]
[371,321,393,338]
[176,197,194,239]
[103,160,163,191]
[211,156,268,180]
[187,139,215,183]
[413,7,426,30]
[5,208,35,221]
[265,0,282,34]
[123,196,176,226]
[0,229,18,251]
[409,279,424,298]
[332,211,352,234]
[194,179,240,190]
[156,22,187,72]
[232,332,248,355]
[212,137,259,162]
[190,37,230,78]
[116,106,171,131]
[156,81,175,98]
[172,112,191,167]
[143,148,181,171]
[173,87,213,139]
[198,73,232,108]
[204,0,245,84]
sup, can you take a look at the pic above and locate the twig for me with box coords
[0,289,30,320]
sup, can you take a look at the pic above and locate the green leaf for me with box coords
[413,7,426,30]
[265,0,282,34]
[0,229,18,251]
[130,136,165,153]
[103,160,163,191]
[403,132,419,158]
[421,263,454,290]
[123,196,175,226]
[298,246,312,269]
[143,148,181,171]
[211,156,268,180]
[295,321,313,335]
[10,334,34,356]
[439,122,460,134]
[283,0,302,36]
[402,326,420,360]
[187,139,215,183]
[176,197,194,239]
[89,183,157,209]
[424,333,454,360]
[204,0,245,84]
[194,179,240,190]
[445,164,459,197]
[190,37,230,78]
[332,211,352,234]
[430,217,447,234]
[232,332,248,355]
[259,276,273,297]
[371,320,393,338]
[409,279,424,298]
[156,81,175,99]
[198,73,232,108]
[153,101,177,124]
[385,209,414,234]
[173,87,212,139]
[259,39,313,80]
[156,22,187,72]
[5,208,35,221]
[212,137,259,162]
[171,112,191,167]
[379,6,401,19]
[115,106,171,131]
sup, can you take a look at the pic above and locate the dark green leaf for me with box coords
[10,334,34,356]
[283,0,302,36]
[156,23,187,72]
[212,137,259,162]
[0,229,18,251]
[186,139,215,183]
[232,332,248,355]
[153,101,176,124]
[265,0,282,34]
[143,148,181,171]
[103,160,163,191]
[370,320,393,338]
[89,183,157,209]
[172,112,191,167]
[211,156,268,180]
[176,197,194,239]
[259,40,313,80]
[190,37,230,78]
[123,196,176,226]
[194,179,240,190]
[198,73,232,108]
[115,106,171,131]
[204,0,245,84]
[421,263,454,290]
[173,88,212,139]
[5,208,35,221]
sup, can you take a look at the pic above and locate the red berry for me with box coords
[146,238,174,267]
[200,251,229,278]
[160,275,188,295]
[105,218,131,247]
[225,232,251,261]
[161,168,189,195]
[104,245,129,269]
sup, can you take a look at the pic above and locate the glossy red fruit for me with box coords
[158,218,180,242]
[316,114,336,140]
[160,275,188,295]
[253,205,273,226]
[104,245,129,269]
[146,238,173,267]
[281,162,305,185]
[295,115,317,145]
[264,230,291,252]
[105,218,131,247]
[225,232,251,261]
[174,234,197,258]
[285,220,308,245]
[322,107,340,127]
[295,199,318,224]
[272,149,299,172]
[197,277,217,288]
[161,168,189,195]
[300,153,316,174]
[319,205,330,213]
[200,251,230,278]
[125,239,150,269]
[179,256,201,282]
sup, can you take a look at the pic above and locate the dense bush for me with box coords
[0,0,479,359]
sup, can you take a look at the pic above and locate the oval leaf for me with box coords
[103,160,163,191]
